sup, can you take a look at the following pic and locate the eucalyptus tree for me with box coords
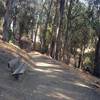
[3,0,36,44]
[48,0,66,60]
[87,0,100,77]
[0,0,5,19]
[0,0,5,32]
[3,0,14,41]
[39,0,53,52]
[69,2,91,68]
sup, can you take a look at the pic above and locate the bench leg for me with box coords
[13,74,19,80]
[8,63,10,68]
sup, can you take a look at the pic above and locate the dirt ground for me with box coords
[0,48,100,100]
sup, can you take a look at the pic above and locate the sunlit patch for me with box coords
[34,68,52,73]
[47,92,74,100]
[35,62,64,73]
[33,67,63,73]
[61,80,92,89]
[36,62,59,67]
[29,52,42,55]
[51,69,63,72]
[74,82,91,88]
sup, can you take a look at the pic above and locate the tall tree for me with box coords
[3,0,13,41]
[87,0,100,76]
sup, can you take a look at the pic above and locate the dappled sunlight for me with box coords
[35,62,63,71]
[0,40,36,69]
[0,0,100,98]
[0,40,100,100]
[36,62,59,67]
[29,51,42,55]
[34,68,52,73]
[74,82,91,89]
[47,92,74,100]
[33,67,63,74]
[35,61,61,68]
[35,85,74,100]
[62,80,92,89]
[74,82,90,88]
[51,69,63,72]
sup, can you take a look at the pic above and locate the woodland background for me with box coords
[0,0,100,77]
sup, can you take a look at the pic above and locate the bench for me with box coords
[12,63,27,79]
[8,58,20,73]
[8,58,27,80]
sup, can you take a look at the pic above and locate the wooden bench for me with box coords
[8,58,27,80]
[8,58,20,73]
[12,63,27,79]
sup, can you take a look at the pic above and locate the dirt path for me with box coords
[0,47,100,100]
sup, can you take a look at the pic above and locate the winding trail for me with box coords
[0,40,100,100]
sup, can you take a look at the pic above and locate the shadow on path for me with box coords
[0,49,100,100]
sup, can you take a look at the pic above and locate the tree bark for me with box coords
[41,0,53,51]
[94,36,100,77]
[62,0,73,62]
[3,0,13,41]
[48,0,59,58]
[52,0,65,60]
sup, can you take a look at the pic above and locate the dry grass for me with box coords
[0,39,36,69]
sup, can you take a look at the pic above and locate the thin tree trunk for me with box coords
[3,0,13,41]
[77,46,85,69]
[33,25,39,50]
[13,18,20,46]
[48,0,59,58]
[41,0,53,51]
[63,0,73,62]
[53,0,65,60]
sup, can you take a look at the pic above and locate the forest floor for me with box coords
[0,39,100,100]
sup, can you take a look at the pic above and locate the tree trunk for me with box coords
[13,18,20,46]
[94,37,100,77]
[3,0,13,41]
[77,46,85,69]
[33,25,39,50]
[48,0,59,58]
[53,0,65,60]
[63,0,73,62]
[41,0,53,51]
